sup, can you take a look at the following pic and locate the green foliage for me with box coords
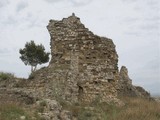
[0,104,30,120]
[0,72,14,80]
[19,40,50,72]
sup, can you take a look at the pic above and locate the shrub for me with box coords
[0,72,14,80]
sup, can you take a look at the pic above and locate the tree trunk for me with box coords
[31,66,34,73]
[33,65,37,72]
[31,65,37,73]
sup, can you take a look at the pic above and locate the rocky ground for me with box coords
[0,14,159,120]
[0,72,160,120]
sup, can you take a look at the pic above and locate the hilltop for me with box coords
[0,14,159,120]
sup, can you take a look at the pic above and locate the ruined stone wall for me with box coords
[47,14,119,103]
[117,66,139,97]
[118,66,151,99]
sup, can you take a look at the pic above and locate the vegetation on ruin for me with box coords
[0,72,15,80]
[60,97,160,120]
[19,40,50,73]
[0,93,159,120]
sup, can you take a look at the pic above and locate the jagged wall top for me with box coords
[119,66,132,84]
[47,13,86,38]
[47,14,117,67]
[46,14,119,103]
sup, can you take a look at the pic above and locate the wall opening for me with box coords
[108,79,113,83]
[78,86,83,94]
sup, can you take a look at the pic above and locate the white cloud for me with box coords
[16,1,28,12]
[0,48,10,55]
[0,0,9,8]
[44,0,63,3]
[70,0,93,6]
[44,0,93,6]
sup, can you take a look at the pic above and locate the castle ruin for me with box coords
[47,14,120,103]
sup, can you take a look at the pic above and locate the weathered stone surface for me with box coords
[47,13,120,104]
[118,66,151,99]
[0,13,153,120]
[59,110,73,120]
[117,66,138,97]
[119,66,132,84]
[135,86,151,99]
[36,99,62,120]
[36,99,75,120]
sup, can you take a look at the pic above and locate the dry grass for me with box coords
[0,103,28,120]
[60,97,160,120]
[0,97,159,120]
[0,103,40,120]
[115,97,160,120]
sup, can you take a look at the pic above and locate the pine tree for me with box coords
[19,40,50,72]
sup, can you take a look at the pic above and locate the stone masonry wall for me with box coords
[117,66,151,99]
[47,14,120,103]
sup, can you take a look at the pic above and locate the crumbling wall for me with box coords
[117,66,140,97]
[118,66,151,99]
[47,14,120,103]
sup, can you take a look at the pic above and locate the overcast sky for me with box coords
[0,0,159,96]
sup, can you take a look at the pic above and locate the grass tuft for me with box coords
[0,72,14,80]
[59,97,160,120]
[0,103,29,120]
